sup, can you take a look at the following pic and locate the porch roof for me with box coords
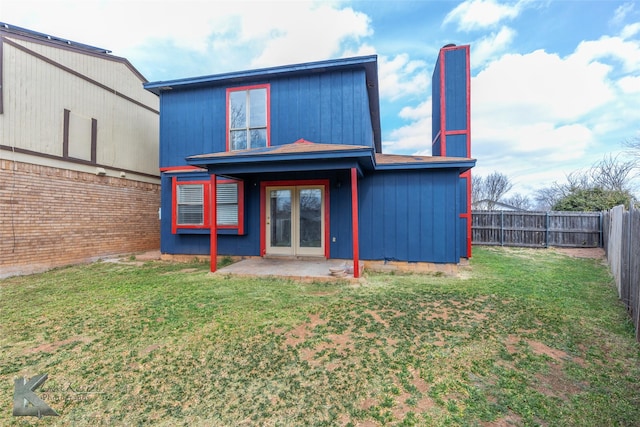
[186,139,475,175]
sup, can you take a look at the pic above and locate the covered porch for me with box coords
[187,140,374,278]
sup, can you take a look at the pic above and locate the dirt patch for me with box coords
[553,247,605,259]
[26,336,93,354]
[528,340,569,362]
[534,362,585,399]
[482,413,523,426]
[283,313,325,347]
[140,344,162,356]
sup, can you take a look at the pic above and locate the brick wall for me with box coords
[0,160,160,278]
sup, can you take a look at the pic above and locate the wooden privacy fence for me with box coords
[603,205,640,341]
[472,211,603,248]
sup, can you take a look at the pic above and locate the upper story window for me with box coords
[227,84,270,151]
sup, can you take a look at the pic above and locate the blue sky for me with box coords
[3,0,639,198]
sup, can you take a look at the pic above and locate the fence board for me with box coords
[603,204,640,342]
[472,211,602,248]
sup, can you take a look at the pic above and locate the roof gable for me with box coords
[0,22,149,84]
[146,56,382,152]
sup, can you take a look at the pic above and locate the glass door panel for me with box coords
[298,189,322,248]
[269,189,292,251]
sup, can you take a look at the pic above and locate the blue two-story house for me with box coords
[144,45,474,277]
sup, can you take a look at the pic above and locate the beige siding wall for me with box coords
[0,33,161,277]
[12,38,156,106]
[0,35,159,177]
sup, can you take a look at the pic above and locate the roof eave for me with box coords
[186,148,376,169]
[144,55,378,95]
[374,159,476,172]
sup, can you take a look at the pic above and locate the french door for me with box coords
[265,186,325,256]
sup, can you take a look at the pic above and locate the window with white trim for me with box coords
[217,182,239,226]
[177,184,204,225]
[228,85,269,151]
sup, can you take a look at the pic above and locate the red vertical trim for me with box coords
[225,90,231,152]
[203,182,211,229]
[324,184,330,259]
[210,174,217,273]
[439,49,446,157]
[171,177,177,234]
[465,45,471,156]
[467,171,472,258]
[350,168,360,278]
[265,85,271,148]
[465,45,472,258]
[260,182,266,256]
[237,181,245,235]
[460,169,472,258]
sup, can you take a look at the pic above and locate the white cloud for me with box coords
[473,49,614,123]
[377,54,429,101]
[2,0,372,73]
[473,119,594,161]
[249,3,371,68]
[572,35,640,73]
[472,26,516,66]
[611,3,635,26]
[383,99,432,153]
[621,22,640,39]
[618,75,640,93]
[443,0,525,31]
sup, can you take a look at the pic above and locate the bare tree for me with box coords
[623,136,640,161]
[589,153,636,191]
[472,171,513,210]
[534,153,637,211]
[503,193,533,210]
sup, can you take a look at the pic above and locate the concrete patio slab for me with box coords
[214,257,363,282]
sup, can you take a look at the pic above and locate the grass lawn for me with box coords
[1,247,639,426]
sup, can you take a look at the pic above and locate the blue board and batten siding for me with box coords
[431,45,472,258]
[149,53,474,266]
[162,168,463,263]
[160,70,373,168]
[359,170,461,263]
[432,46,469,158]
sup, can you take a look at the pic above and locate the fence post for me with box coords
[500,210,504,246]
[599,211,603,248]
[545,211,550,248]
[634,206,640,342]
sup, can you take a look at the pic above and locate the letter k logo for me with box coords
[13,374,59,418]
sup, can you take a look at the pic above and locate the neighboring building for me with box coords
[0,23,160,278]
[145,46,474,276]
[472,200,526,211]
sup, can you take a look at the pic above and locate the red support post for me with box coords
[210,174,217,273]
[351,167,360,278]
